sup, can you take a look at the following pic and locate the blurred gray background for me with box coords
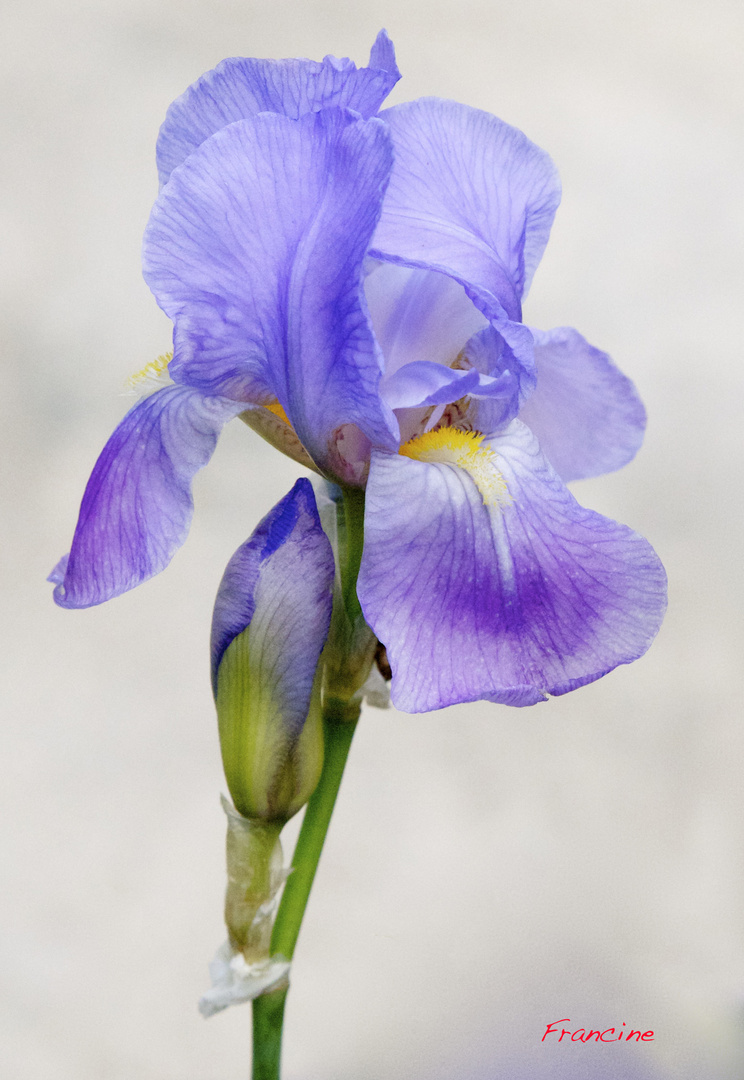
[2,1,743,1077]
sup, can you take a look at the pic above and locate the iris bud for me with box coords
[211,478,335,823]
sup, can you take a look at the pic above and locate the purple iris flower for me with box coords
[50,30,666,711]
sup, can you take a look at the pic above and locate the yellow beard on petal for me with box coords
[399,427,510,508]
[125,351,173,393]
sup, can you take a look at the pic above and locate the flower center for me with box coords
[399,427,509,507]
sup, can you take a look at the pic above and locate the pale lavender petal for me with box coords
[364,262,487,378]
[144,108,398,470]
[518,327,647,482]
[156,30,400,186]
[460,324,534,434]
[370,98,561,322]
[210,478,335,723]
[357,421,666,712]
[380,360,515,412]
[50,387,244,609]
[381,362,477,411]
[462,324,535,400]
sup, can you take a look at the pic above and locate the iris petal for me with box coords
[143,108,398,472]
[380,360,515,412]
[156,29,400,186]
[381,362,479,410]
[50,387,244,609]
[518,327,647,482]
[370,98,561,320]
[357,420,666,712]
[364,262,487,377]
[460,324,534,433]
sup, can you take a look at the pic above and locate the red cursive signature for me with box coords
[542,1019,654,1043]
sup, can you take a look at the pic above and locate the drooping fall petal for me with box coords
[357,420,666,712]
[50,386,245,608]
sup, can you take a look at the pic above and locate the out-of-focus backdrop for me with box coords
[3,1,743,1077]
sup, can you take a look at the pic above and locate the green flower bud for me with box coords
[211,480,335,823]
[215,630,325,822]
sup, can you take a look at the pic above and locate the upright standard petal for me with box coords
[370,98,561,321]
[357,421,666,712]
[156,30,400,186]
[517,327,647,482]
[144,107,398,473]
[50,387,245,608]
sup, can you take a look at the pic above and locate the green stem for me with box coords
[251,704,359,1080]
[339,486,365,622]
[251,482,366,1080]
[251,986,287,1080]
[272,704,358,958]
